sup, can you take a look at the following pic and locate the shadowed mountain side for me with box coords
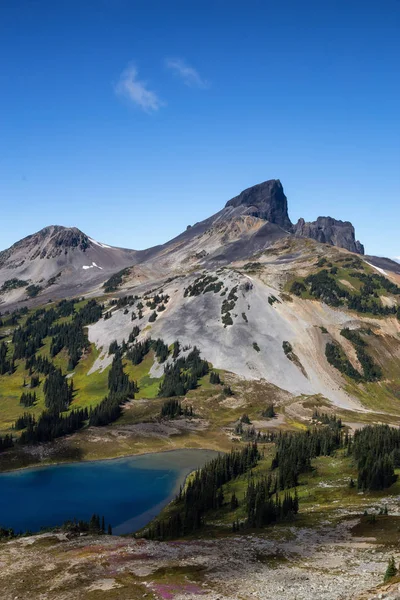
[131,217,289,275]
[365,256,400,276]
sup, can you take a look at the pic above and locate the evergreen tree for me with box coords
[384,557,398,582]
[230,492,239,510]
[210,371,221,384]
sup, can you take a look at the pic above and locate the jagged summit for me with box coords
[294,216,365,255]
[223,179,364,255]
[225,179,292,231]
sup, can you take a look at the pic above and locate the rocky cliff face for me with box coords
[223,180,364,255]
[293,217,364,255]
[224,179,292,231]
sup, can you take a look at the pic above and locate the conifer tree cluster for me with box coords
[107,351,136,396]
[88,395,123,426]
[25,354,55,377]
[291,267,400,318]
[209,371,221,384]
[245,479,298,528]
[50,299,102,369]
[0,525,15,539]
[145,444,259,539]
[103,268,131,293]
[108,340,119,354]
[12,308,56,360]
[109,294,138,309]
[340,328,382,381]
[158,346,209,397]
[160,399,193,419]
[60,513,112,535]
[325,342,362,380]
[0,341,14,375]
[19,408,88,444]
[152,338,169,363]
[128,326,140,343]
[14,412,36,431]
[0,434,13,451]
[271,427,343,489]
[88,351,136,427]
[184,275,222,297]
[352,425,399,490]
[146,294,169,310]
[312,410,342,430]
[19,391,37,407]
[126,339,152,365]
[236,424,276,443]
[7,299,102,371]
[6,301,137,444]
[50,320,88,369]
[43,368,73,413]
[56,299,77,317]
[261,404,276,419]
[0,306,28,328]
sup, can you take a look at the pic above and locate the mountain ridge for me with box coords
[0,178,383,307]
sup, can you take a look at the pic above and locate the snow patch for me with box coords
[365,261,387,276]
[89,237,113,250]
[82,262,103,270]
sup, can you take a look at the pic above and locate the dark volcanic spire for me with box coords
[225,179,292,231]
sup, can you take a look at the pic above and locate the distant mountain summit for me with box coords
[0,225,136,304]
[0,226,91,267]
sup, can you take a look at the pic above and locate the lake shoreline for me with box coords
[0,448,220,535]
[0,443,221,474]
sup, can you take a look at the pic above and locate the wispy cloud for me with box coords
[114,65,163,113]
[165,58,209,89]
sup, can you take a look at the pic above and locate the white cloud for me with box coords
[165,58,209,88]
[115,65,163,113]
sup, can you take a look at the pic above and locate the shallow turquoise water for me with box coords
[0,448,218,534]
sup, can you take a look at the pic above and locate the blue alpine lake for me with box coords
[0,448,218,535]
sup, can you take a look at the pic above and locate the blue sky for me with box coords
[1,0,399,257]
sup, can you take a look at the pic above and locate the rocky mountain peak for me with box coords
[0,226,92,269]
[3,225,91,254]
[225,179,292,231]
[45,226,91,252]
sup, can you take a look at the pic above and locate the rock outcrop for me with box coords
[225,179,292,231]
[224,180,364,254]
[293,216,364,255]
